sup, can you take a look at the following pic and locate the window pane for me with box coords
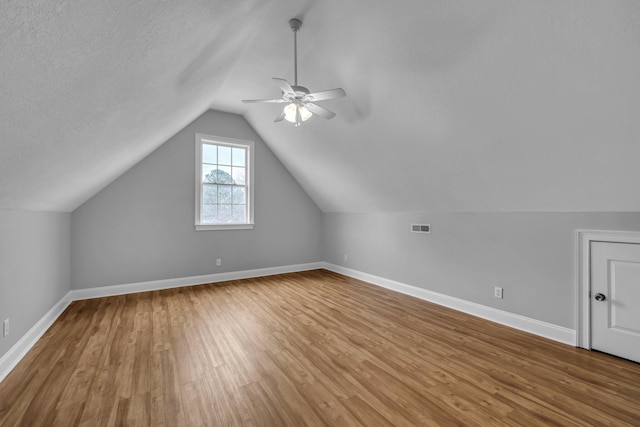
[218,185,232,204]
[232,187,246,204]
[218,204,232,222]
[232,205,246,223]
[202,165,218,183]
[197,137,252,227]
[231,167,245,185]
[203,184,217,203]
[218,146,231,165]
[202,204,217,222]
[232,147,245,166]
[202,144,217,164]
[217,166,233,184]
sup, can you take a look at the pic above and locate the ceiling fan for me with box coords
[242,18,346,127]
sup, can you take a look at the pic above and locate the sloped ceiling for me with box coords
[2,0,639,212]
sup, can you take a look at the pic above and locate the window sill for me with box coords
[195,223,254,231]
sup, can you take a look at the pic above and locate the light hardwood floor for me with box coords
[1,269,639,426]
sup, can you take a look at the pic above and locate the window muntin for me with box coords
[196,134,254,230]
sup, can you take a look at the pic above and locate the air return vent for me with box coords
[411,224,431,234]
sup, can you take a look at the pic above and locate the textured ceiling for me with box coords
[2,0,640,212]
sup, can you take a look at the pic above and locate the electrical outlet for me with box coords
[344,254,348,263]
[494,286,503,299]
[216,259,222,266]
[3,319,9,337]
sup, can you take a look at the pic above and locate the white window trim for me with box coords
[195,134,254,231]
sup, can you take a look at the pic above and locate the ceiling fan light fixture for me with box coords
[284,103,312,124]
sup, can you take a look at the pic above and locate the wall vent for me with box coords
[411,224,431,234]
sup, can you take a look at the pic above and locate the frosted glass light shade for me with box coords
[284,103,312,123]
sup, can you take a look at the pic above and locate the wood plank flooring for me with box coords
[1,269,639,426]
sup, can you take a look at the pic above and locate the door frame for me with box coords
[576,229,640,349]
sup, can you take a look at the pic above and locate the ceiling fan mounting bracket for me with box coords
[289,18,302,32]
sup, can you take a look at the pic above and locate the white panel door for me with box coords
[591,241,640,363]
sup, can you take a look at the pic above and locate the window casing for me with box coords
[195,134,254,230]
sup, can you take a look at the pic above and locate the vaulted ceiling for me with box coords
[2,0,639,212]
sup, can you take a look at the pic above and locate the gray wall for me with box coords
[322,212,640,328]
[0,209,70,358]
[71,110,322,289]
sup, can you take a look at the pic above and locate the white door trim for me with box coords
[576,229,640,349]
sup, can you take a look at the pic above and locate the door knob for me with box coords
[594,293,606,301]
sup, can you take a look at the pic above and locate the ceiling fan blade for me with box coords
[273,78,296,95]
[305,102,336,119]
[242,98,286,103]
[305,88,346,102]
[274,110,286,122]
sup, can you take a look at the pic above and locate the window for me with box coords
[195,134,254,230]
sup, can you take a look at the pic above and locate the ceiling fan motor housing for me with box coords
[291,85,309,97]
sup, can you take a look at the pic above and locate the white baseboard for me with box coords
[71,262,323,300]
[322,263,576,346]
[1,260,575,385]
[0,292,72,383]
[0,262,323,384]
